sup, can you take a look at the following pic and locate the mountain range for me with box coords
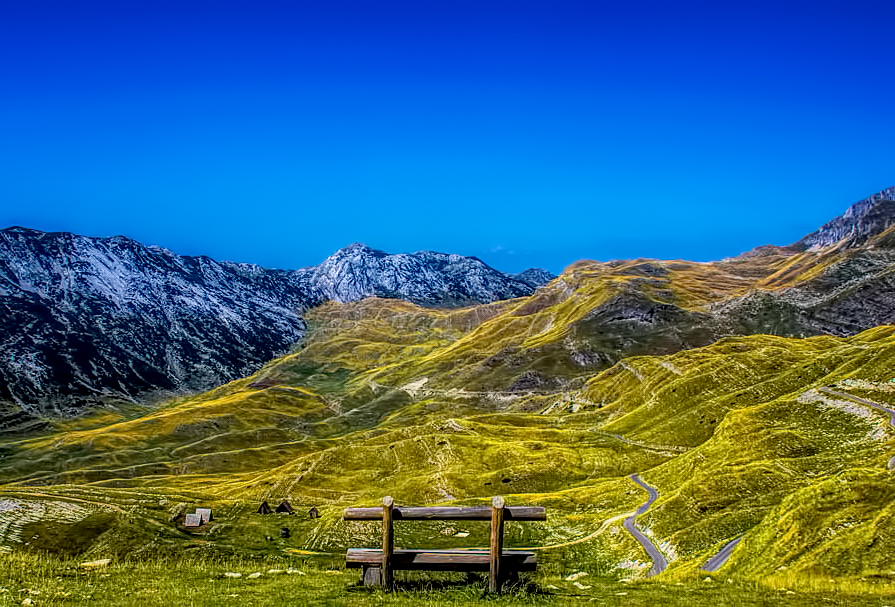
[2,186,895,424]
[0,230,551,420]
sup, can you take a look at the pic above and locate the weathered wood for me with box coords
[381,496,394,590]
[344,496,545,594]
[362,565,381,586]
[490,496,505,593]
[343,505,545,521]
[346,549,537,572]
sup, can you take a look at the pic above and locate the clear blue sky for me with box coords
[1,0,893,274]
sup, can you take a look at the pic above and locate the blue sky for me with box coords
[1,1,893,274]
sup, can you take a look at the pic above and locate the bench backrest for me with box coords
[343,505,546,521]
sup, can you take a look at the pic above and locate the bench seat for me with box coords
[346,548,537,572]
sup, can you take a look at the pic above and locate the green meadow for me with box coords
[2,277,895,603]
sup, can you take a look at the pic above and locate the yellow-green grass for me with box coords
[2,313,895,591]
[0,551,892,607]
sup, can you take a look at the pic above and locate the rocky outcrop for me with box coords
[0,227,312,415]
[794,186,895,251]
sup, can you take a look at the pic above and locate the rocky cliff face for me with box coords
[0,230,537,417]
[794,186,895,250]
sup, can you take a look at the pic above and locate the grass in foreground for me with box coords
[0,552,893,607]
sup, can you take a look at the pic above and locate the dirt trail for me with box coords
[527,512,633,551]
[624,474,667,576]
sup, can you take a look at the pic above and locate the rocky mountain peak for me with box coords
[794,186,895,251]
[297,243,535,307]
[329,242,386,257]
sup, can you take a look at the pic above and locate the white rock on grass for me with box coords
[247,573,262,579]
[286,569,306,575]
[572,581,592,590]
[79,559,111,570]
[565,571,589,581]
[267,569,285,575]
[224,572,242,578]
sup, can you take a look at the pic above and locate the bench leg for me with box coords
[362,565,382,587]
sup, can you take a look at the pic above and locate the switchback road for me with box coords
[624,474,667,576]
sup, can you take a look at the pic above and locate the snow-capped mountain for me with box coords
[0,227,312,416]
[295,243,536,307]
[0,229,538,417]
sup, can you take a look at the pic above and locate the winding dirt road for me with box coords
[624,474,667,576]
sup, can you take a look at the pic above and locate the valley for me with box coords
[0,187,894,603]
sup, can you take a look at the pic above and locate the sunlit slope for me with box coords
[582,325,895,446]
[233,258,755,402]
[731,468,895,579]
[3,384,338,483]
[572,327,895,575]
[2,319,894,583]
[254,240,894,401]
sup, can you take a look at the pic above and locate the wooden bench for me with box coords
[343,496,546,593]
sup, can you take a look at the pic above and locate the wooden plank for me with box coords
[343,505,545,521]
[346,549,537,572]
[362,565,381,586]
[490,496,505,593]
[381,496,394,590]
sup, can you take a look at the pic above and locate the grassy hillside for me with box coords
[1,311,894,597]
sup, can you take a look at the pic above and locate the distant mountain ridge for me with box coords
[0,229,541,417]
[294,242,546,307]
